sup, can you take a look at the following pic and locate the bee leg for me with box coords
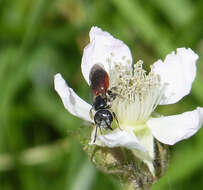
[93,124,104,143]
[107,89,117,101]
[89,107,95,120]
[112,112,122,130]
[93,125,98,143]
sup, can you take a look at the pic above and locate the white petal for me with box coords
[54,73,92,122]
[93,130,147,152]
[134,127,155,160]
[152,48,198,105]
[81,26,133,85]
[147,107,203,145]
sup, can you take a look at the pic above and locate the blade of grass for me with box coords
[149,0,195,27]
[111,0,175,56]
[69,159,96,190]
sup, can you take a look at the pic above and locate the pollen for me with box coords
[109,61,165,123]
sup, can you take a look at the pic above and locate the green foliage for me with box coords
[0,0,203,189]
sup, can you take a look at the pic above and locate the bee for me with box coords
[89,64,120,142]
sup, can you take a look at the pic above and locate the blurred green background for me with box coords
[0,0,203,189]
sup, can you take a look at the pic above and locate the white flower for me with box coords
[54,26,203,174]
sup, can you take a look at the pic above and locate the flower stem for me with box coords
[122,181,151,190]
[80,128,169,190]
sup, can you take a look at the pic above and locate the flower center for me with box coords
[109,60,164,125]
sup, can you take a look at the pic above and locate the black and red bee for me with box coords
[89,64,120,142]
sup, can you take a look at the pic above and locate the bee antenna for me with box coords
[112,112,122,130]
[93,126,98,143]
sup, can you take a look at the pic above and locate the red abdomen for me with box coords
[89,64,109,96]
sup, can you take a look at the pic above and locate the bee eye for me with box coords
[94,109,113,129]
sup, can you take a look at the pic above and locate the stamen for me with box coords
[109,60,164,123]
